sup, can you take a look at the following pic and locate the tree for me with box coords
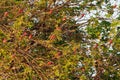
[0,0,120,80]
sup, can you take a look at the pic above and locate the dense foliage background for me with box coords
[0,0,120,80]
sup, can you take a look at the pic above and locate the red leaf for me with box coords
[49,34,56,40]
[4,12,8,17]
[48,9,53,14]
[18,9,24,13]
[29,34,32,39]
[56,27,61,31]
[109,39,113,45]
[94,43,98,49]
[81,14,85,18]
[62,17,67,21]
[23,32,27,36]
[47,61,53,65]
[2,38,7,43]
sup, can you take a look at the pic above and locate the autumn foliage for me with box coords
[0,0,120,80]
